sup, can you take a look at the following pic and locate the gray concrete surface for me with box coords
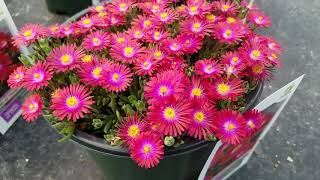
[1,0,319,179]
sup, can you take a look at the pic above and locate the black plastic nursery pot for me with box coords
[45,0,92,15]
[69,83,263,180]
[56,7,264,180]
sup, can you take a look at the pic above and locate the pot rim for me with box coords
[59,7,264,158]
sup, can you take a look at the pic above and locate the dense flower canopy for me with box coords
[11,0,282,169]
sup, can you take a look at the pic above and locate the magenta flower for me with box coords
[47,44,84,72]
[213,22,245,44]
[216,0,238,15]
[116,113,146,146]
[107,14,126,26]
[248,62,272,80]
[7,66,27,88]
[78,59,109,87]
[188,105,215,140]
[213,110,246,145]
[180,17,214,38]
[102,63,133,92]
[152,8,178,24]
[147,99,192,137]
[194,59,222,78]
[134,55,159,76]
[221,51,246,69]
[82,30,110,51]
[241,0,259,11]
[209,78,244,101]
[145,29,169,43]
[110,0,135,14]
[248,10,272,28]
[185,76,209,105]
[51,84,94,122]
[179,34,203,54]
[131,15,156,30]
[13,24,47,46]
[110,40,145,63]
[23,62,53,91]
[22,94,43,122]
[126,27,146,40]
[129,132,164,169]
[162,38,184,56]
[239,39,268,66]
[144,70,185,105]
[137,2,165,14]
[182,0,211,17]
[243,109,264,136]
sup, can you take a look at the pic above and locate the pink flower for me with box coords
[0,54,13,81]
[111,32,133,45]
[180,17,214,38]
[23,62,53,91]
[77,15,103,30]
[126,27,146,40]
[247,10,272,28]
[51,84,94,122]
[194,59,223,78]
[131,15,156,30]
[152,8,178,25]
[161,38,184,56]
[13,24,47,46]
[213,110,246,145]
[78,59,109,87]
[243,109,264,136]
[107,14,126,26]
[213,22,245,44]
[7,66,27,88]
[110,0,135,14]
[239,39,268,66]
[137,2,165,14]
[116,113,146,146]
[129,132,164,169]
[82,31,110,51]
[216,0,238,15]
[144,70,185,105]
[181,0,211,17]
[241,0,259,11]
[179,34,203,54]
[134,55,159,76]
[110,40,146,63]
[145,29,169,43]
[185,76,209,105]
[221,51,246,69]
[47,44,85,72]
[102,63,133,92]
[147,99,192,136]
[248,62,272,80]
[209,78,244,101]
[188,105,215,140]
[22,94,43,122]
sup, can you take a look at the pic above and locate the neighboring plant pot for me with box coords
[45,0,92,15]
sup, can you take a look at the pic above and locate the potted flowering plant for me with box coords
[9,0,282,179]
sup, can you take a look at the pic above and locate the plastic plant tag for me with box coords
[199,75,305,180]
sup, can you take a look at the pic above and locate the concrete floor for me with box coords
[1,0,319,179]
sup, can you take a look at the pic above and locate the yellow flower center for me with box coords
[194,112,205,122]
[92,67,102,78]
[92,37,101,46]
[225,122,235,131]
[66,96,79,108]
[247,120,255,129]
[112,73,120,82]
[135,31,141,37]
[98,12,107,17]
[82,18,92,25]
[117,37,125,43]
[160,12,168,20]
[232,57,239,63]
[152,5,159,11]
[82,55,92,63]
[206,14,216,21]
[192,88,202,97]
[144,20,151,27]
[159,86,168,94]
[164,107,175,120]
[23,30,33,38]
[271,53,278,59]
[252,64,264,74]
[217,83,230,95]
[60,54,72,64]
[143,61,150,68]
[193,23,201,30]
[222,4,230,11]
[95,5,104,12]
[128,125,140,138]
[124,47,134,57]
[119,3,127,10]
[224,29,232,37]
[33,73,41,80]
[252,50,261,59]
[227,17,236,23]
[29,103,35,111]
[154,51,162,58]
[205,65,214,73]
[143,145,152,154]
[50,26,59,32]
[15,74,21,80]
[190,6,198,13]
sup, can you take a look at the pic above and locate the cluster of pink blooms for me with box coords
[9,0,282,169]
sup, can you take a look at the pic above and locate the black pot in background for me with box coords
[45,0,92,15]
